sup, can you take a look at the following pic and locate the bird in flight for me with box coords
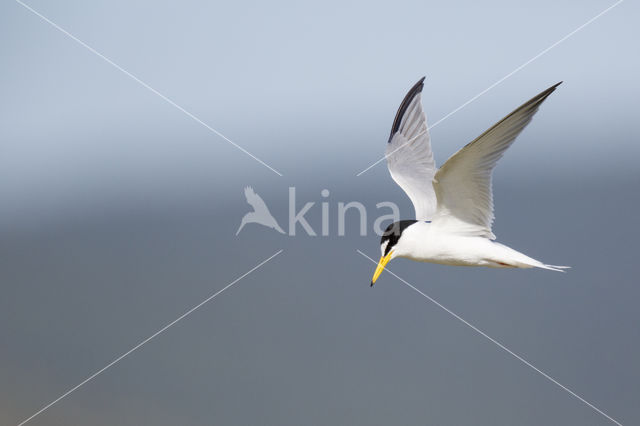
[370,78,569,286]
[236,186,285,235]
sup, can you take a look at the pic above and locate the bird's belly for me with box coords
[408,253,493,267]
[402,237,499,267]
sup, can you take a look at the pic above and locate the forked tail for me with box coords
[491,242,570,272]
[537,264,571,272]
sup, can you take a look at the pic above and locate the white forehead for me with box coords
[380,240,389,255]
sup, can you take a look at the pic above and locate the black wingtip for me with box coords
[549,81,563,91]
[389,77,426,141]
[527,81,563,106]
[548,81,563,92]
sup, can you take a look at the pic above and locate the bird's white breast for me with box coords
[395,222,500,267]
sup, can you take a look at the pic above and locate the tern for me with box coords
[370,78,569,286]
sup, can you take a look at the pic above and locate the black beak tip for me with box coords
[370,281,374,287]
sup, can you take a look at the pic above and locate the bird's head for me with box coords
[370,220,417,286]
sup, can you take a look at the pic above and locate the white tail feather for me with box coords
[537,264,571,272]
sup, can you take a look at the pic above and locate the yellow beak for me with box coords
[371,251,393,286]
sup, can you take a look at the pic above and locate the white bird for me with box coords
[371,78,569,286]
[236,186,285,235]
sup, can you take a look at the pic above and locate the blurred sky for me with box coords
[1,0,639,425]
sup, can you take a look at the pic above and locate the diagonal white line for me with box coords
[357,249,623,426]
[16,249,284,426]
[356,0,624,177]
[15,0,283,177]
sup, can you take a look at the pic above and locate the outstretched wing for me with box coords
[244,186,270,214]
[385,77,438,221]
[432,82,562,239]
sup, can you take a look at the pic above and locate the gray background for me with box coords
[1,0,639,425]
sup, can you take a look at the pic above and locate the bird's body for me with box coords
[391,221,562,271]
[370,78,568,285]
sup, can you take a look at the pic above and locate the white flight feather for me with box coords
[386,92,437,221]
[431,83,561,239]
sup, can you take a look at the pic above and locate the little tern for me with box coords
[370,78,569,286]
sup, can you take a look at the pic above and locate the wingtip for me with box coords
[529,81,563,105]
[406,77,426,96]
[546,81,563,94]
[389,76,427,141]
